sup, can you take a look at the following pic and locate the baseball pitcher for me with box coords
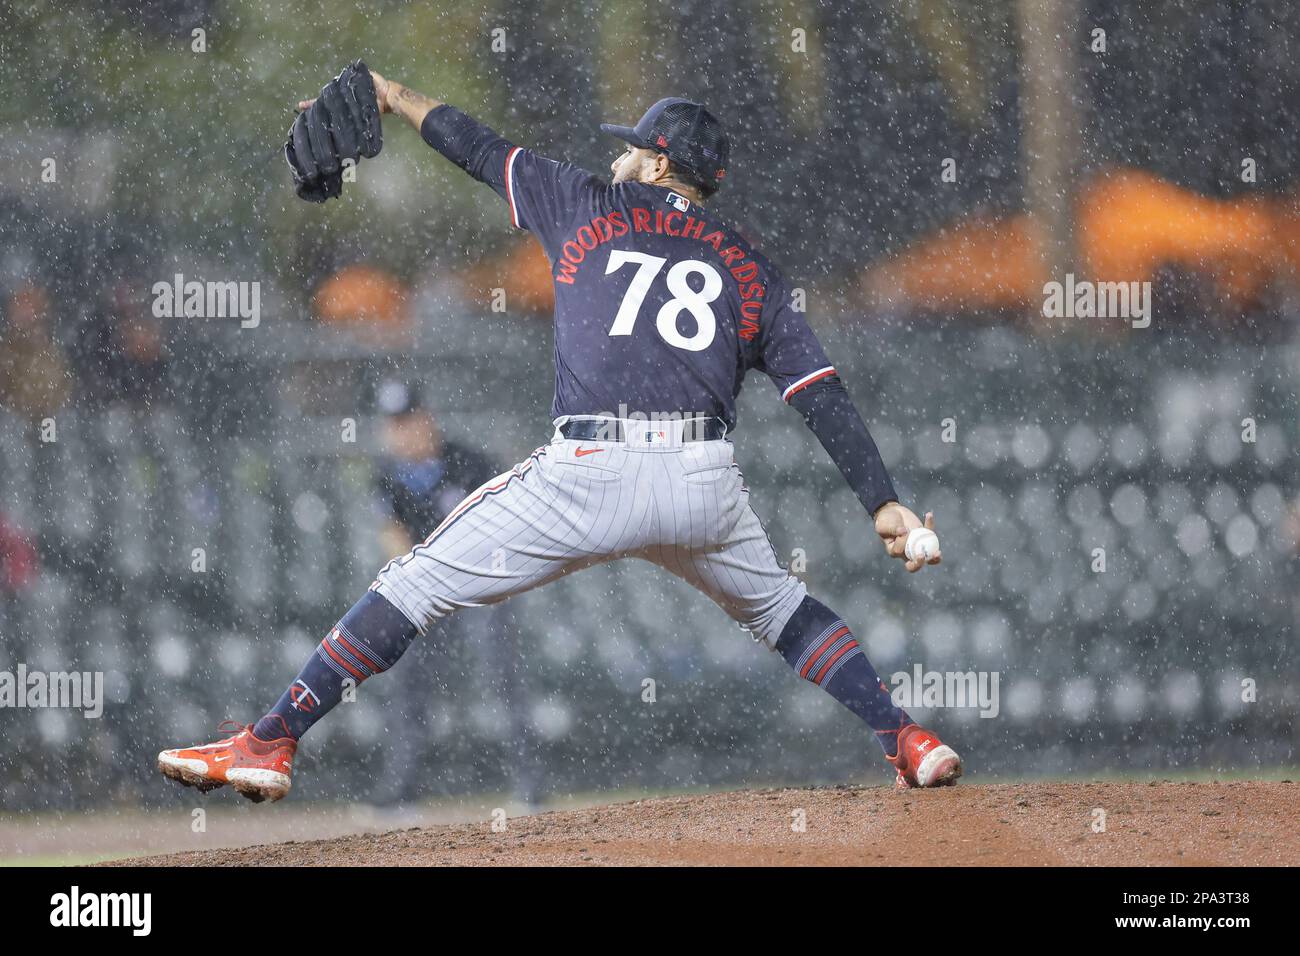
[158,62,960,802]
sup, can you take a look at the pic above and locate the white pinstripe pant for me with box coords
[372,426,807,649]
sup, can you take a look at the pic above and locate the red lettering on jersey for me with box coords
[576,225,598,250]
[562,240,586,264]
[739,281,765,301]
[701,230,725,250]
[654,209,666,233]
[731,261,758,283]
[592,216,614,242]
[738,316,761,341]
[632,208,652,232]
[664,212,683,236]
[682,216,705,240]
[720,246,746,267]
[555,258,579,285]
[609,211,629,236]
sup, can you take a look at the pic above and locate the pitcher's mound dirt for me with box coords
[112,781,1299,866]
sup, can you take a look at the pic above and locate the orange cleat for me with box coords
[888,724,962,790]
[158,721,296,803]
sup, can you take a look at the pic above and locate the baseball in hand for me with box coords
[904,527,941,562]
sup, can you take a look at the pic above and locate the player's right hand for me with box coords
[285,61,387,203]
[874,503,942,573]
[297,68,392,113]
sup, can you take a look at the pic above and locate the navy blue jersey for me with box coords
[492,149,836,429]
[420,105,896,512]
[410,102,835,430]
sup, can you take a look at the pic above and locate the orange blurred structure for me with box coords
[313,264,410,331]
[0,282,71,419]
[864,168,1300,315]
[458,239,556,314]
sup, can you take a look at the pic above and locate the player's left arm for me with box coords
[299,72,597,247]
[298,70,431,128]
[756,283,941,573]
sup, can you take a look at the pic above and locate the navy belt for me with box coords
[559,418,726,443]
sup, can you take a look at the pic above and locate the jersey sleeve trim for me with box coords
[782,366,837,402]
[505,146,524,228]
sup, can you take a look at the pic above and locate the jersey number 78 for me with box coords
[605,250,723,352]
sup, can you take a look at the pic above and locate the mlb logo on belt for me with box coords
[666,192,690,212]
[627,428,669,447]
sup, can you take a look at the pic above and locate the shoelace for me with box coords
[215,719,248,737]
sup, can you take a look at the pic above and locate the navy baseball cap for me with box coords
[601,98,730,185]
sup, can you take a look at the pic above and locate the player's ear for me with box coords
[651,151,672,182]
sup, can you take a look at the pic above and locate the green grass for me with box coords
[0,852,135,867]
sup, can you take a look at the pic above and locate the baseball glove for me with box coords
[284,60,384,203]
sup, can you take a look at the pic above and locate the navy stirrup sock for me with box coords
[253,591,419,742]
[775,596,914,757]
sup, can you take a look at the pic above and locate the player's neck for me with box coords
[642,177,706,206]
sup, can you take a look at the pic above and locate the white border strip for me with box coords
[782,366,836,402]
[505,146,524,228]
